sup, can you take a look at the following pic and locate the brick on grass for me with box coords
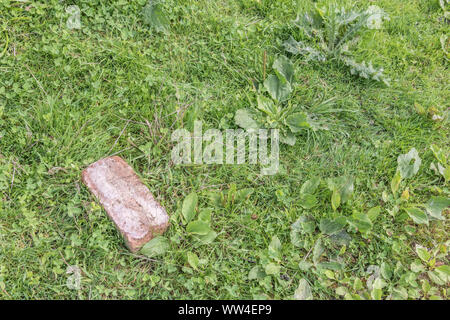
[82,156,169,252]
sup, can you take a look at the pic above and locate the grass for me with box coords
[0,0,449,299]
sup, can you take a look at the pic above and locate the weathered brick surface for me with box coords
[82,156,169,252]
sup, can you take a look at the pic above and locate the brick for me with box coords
[82,156,169,252]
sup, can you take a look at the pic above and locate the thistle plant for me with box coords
[284,3,390,85]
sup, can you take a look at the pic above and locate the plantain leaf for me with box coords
[273,55,294,84]
[319,217,346,235]
[348,212,372,233]
[391,170,401,194]
[198,208,212,224]
[264,262,280,275]
[140,236,169,257]
[300,177,321,195]
[256,95,277,115]
[294,279,313,300]
[268,235,282,261]
[182,192,198,224]
[235,108,260,129]
[286,112,311,132]
[299,194,318,209]
[264,74,291,102]
[367,206,381,222]
[186,220,211,235]
[404,207,429,225]
[415,245,431,262]
[194,230,217,244]
[187,251,199,270]
[234,108,259,130]
[331,189,341,211]
[425,196,450,220]
[280,132,296,146]
[397,148,422,179]
[142,0,170,33]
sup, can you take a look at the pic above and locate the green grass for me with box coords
[0,0,449,299]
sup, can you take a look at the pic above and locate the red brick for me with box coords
[82,156,169,252]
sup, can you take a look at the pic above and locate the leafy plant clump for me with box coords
[234,55,335,146]
[284,3,390,85]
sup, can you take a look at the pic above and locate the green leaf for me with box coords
[331,189,341,211]
[140,236,169,258]
[445,165,450,182]
[280,132,296,146]
[286,112,311,132]
[268,235,282,260]
[316,261,344,271]
[248,266,265,280]
[328,176,354,205]
[186,220,211,235]
[298,261,313,271]
[264,262,280,275]
[336,286,348,296]
[294,279,313,300]
[264,74,291,102]
[300,177,321,195]
[348,212,372,233]
[339,177,354,203]
[404,207,429,225]
[187,251,199,270]
[319,217,346,235]
[425,196,450,220]
[313,238,324,265]
[353,278,363,291]
[194,230,217,244]
[371,288,382,300]
[256,95,277,115]
[435,265,450,277]
[415,245,431,262]
[397,148,422,179]
[142,1,170,33]
[392,287,408,300]
[198,208,212,224]
[410,260,425,273]
[428,270,446,286]
[367,206,381,222]
[182,192,198,224]
[391,171,401,194]
[380,262,392,280]
[329,230,351,246]
[272,55,294,84]
[373,277,387,290]
[291,216,316,247]
[234,108,260,130]
[299,194,317,209]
